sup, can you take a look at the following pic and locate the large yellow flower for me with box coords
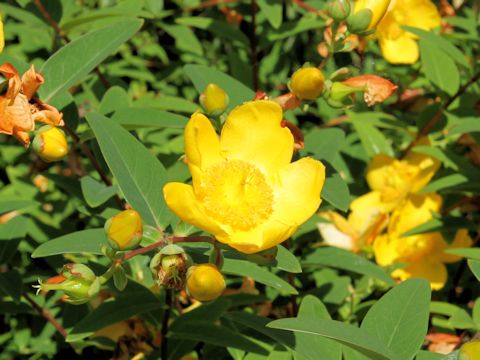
[164,100,325,254]
[376,0,441,64]
[374,193,472,290]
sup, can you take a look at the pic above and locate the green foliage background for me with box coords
[0,0,479,359]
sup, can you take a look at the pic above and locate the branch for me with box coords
[23,293,68,338]
[402,71,480,157]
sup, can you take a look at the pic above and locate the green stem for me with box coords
[99,262,120,285]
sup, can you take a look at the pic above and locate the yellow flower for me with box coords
[104,209,143,250]
[373,193,472,290]
[352,0,391,31]
[32,125,69,162]
[186,264,225,302]
[163,100,325,254]
[290,67,325,101]
[376,0,441,64]
[459,340,480,360]
[318,191,388,251]
[199,83,229,115]
[366,143,440,210]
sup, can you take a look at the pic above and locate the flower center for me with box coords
[198,160,274,231]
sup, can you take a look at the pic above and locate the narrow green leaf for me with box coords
[267,318,393,360]
[222,259,298,295]
[303,247,395,286]
[111,107,188,129]
[444,248,480,260]
[303,128,346,163]
[468,259,480,282]
[361,279,431,360]
[86,113,170,228]
[0,270,23,303]
[31,229,107,258]
[0,200,38,214]
[257,0,283,29]
[0,216,28,264]
[39,19,143,101]
[176,17,249,45]
[274,245,302,273]
[352,121,393,157]
[321,171,351,212]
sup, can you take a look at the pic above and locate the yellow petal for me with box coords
[220,100,294,173]
[348,191,385,233]
[366,154,395,191]
[163,182,224,236]
[439,229,474,264]
[373,234,399,266]
[184,112,221,173]
[392,260,447,290]
[216,219,295,254]
[401,0,441,31]
[405,145,441,193]
[318,212,357,251]
[272,157,325,227]
[379,33,420,64]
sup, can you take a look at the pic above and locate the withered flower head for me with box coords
[0,63,64,146]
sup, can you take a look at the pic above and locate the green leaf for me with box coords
[176,17,249,45]
[31,229,107,258]
[67,289,162,342]
[303,128,346,163]
[257,0,283,29]
[0,216,29,264]
[403,26,469,68]
[162,24,204,56]
[412,146,458,170]
[169,320,268,355]
[294,296,342,360]
[222,259,298,295]
[0,200,38,214]
[113,266,128,291]
[361,279,431,360]
[351,120,393,158]
[274,245,302,273]
[111,107,188,129]
[401,215,475,237]
[0,270,23,303]
[322,170,351,212]
[447,117,480,136]
[86,113,170,228]
[265,18,324,41]
[303,247,395,286]
[98,86,131,115]
[39,19,143,102]
[419,38,460,96]
[468,259,480,282]
[184,64,255,110]
[80,176,118,208]
[415,350,445,360]
[444,248,480,260]
[267,318,393,360]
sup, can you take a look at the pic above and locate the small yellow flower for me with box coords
[373,193,472,290]
[104,209,143,251]
[32,125,69,162]
[199,83,229,115]
[186,264,225,302]
[290,67,325,101]
[376,0,441,64]
[366,142,440,210]
[163,100,325,254]
[349,0,391,32]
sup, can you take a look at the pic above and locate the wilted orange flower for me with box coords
[342,75,398,106]
[0,63,64,146]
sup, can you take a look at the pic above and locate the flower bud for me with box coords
[150,244,190,290]
[290,67,325,101]
[459,340,480,360]
[35,264,100,305]
[328,81,358,107]
[347,0,390,33]
[328,0,351,21]
[104,209,143,251]
[199,83,229,115]
[186,264,225,302]
[32,126,68,162]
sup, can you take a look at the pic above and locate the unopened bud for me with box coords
[199,83,229,115]
[35,264,100,305]
[104,209,143,251]
[32,126,68,162]
[186,263,225,302]
[459,340,480,360]
[150,244,190,290]
[347,0,390,33]
[328,0,351,21]
[290,67,325,101]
